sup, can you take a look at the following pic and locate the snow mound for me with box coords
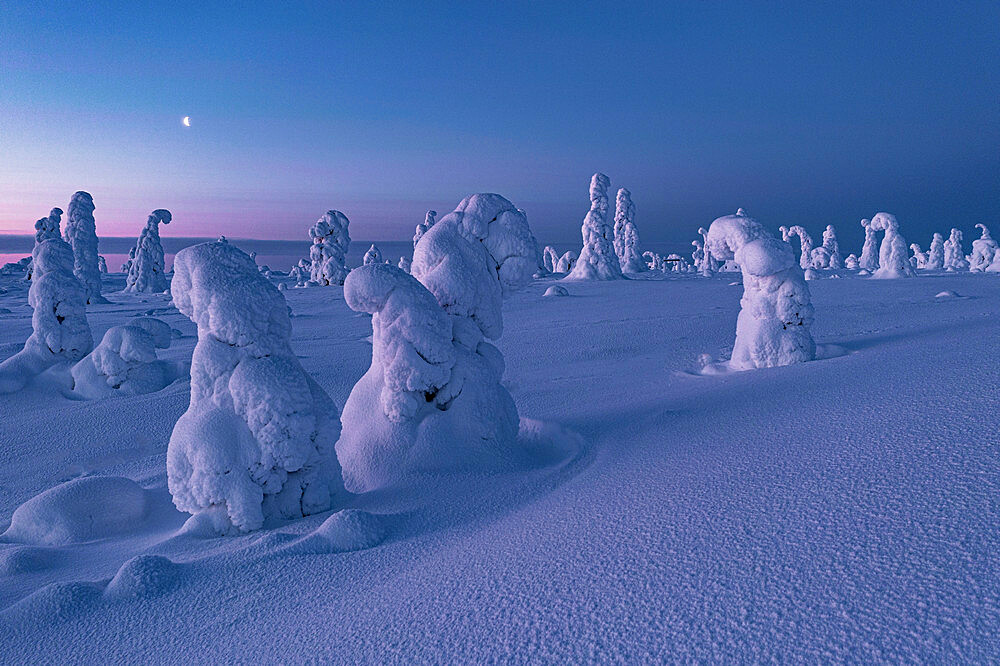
[2,580,103,622]
[935,290,961,299]
[543,285,569,297]
[281,510,387,554]
[71,317,182,398]
[0,546,59,575]
[104,555,180,600]
[2,476,149,546]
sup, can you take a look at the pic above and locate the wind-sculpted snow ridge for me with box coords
[71,317,183,399]
[167,241,345,532]
[705,209,815,370]
[943,228,969,271]
[870,212,915,279]
[363,244,383,265]
[969,224,997,272]
[64,191,107,304]
[0,238,93,393]
[613,188,646,273]
[781,225,814,270]
[566,173,623,280]
[125,209,172,293]
[308,210,351,285]
[413,210,437,248]
[859,218,878,272]
[340,194,538,492]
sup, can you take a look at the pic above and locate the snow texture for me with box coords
[859,219,879,272]
[64,191,107,304]
[308,210,351,286]
[363,244,383,265]
[71,317,180,399]
[565,173,623,280]
[870,212,915,279]
[943,228,969,271]
[706,210,815,370]
[166,240,344,532]
[613,188,646,273]
[0,238,93,393]
[124,209,172,293]
[969,224,997,272]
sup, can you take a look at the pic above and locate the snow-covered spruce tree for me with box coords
[413,210,437,248]
[0,238,93,393]
[859,218,879,272]
[64,191,107,303]
[98,256,108,274]
[27,207,63,281]
[71,317,179,398]
[543,246,559,273]
[125,209,172,293]
[705,209,815,370]
[910,244,927,269]
[943,228,969,271]
[869,212,915,279]
[817,225,842,269]
[844,254,859,270]
[696,227,718,275]
[167,240,344,532]
[926,233,945,270]
[289,259,310,287]
[613,188,646,273]
[338,194,537,492]
[970,224,998,272]
[566,173,623,280]
[987,248,1000,272]
[308,210,351,285]
[556,250,577,273]
[363,244,383,265]
[784,225,814,270]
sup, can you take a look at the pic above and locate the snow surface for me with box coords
[1,259,999,661]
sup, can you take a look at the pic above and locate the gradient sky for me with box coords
[1,1,998,248]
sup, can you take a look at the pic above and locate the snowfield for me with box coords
[1,267,998,661]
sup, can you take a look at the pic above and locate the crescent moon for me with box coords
[182,116,191,127]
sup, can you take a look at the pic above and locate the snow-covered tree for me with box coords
[289,259,311,287]
[815,225,842,269]
[97,256,108,274]
[308,210,351,285]
[0,238,93,393]
[844,254,860,270]
[413,210,437,248]
[695,227,718,276]
[542,246,559,273]
[783,225,814,270]
[613,188,646,273]
[910,244,927,269]
[34,207,62,244]
[363,244,383,265]
[869,212,915,279]
[64,191,107,303]
[339,194,536,492]
[398,256,411,273]
[556,251,577,273]
[859,218,879,272]
[71,317,180,398]
[926,233,945,270]
[566,173,623,280]
[943,228,969,271]
[705,209,815,370]
[167,240,344,532]
[125,209,172,293]
[969,224,997,272]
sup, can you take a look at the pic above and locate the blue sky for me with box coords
[1,1,997,248]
